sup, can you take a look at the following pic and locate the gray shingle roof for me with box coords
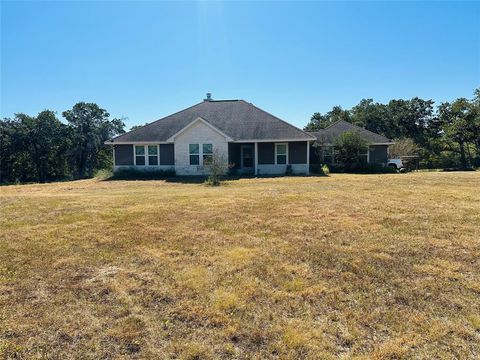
[110,100,315,143]
[307,120,394,145]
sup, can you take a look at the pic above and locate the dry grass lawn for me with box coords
[1,172,479,359]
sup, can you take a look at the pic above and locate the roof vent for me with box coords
[204,93,212,101]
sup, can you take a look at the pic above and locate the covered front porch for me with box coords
[228,141,310,176]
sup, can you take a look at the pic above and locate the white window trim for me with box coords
[189,143,213,166]
[202,143,213,165]
[189,144,200,166]
[147,145,160,166]
[133,144,160,166]
[275,143,289,165]
[134,145,146,166]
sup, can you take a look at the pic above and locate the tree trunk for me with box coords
[40,160,47,183]
[78,151,87,179]
[466,143,473,168]
[459,142,467,169]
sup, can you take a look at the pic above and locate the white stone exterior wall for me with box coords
[174,121,229,175]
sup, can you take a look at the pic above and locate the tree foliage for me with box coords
[129,123,149,132]
[389,138,418,159]
[1,103,125,183]
[334,131,369,170]
[62,102,125,178]
[305,88,479,169]
[304,106,351,131]
[1,111,72,183]
[436,97,479,168]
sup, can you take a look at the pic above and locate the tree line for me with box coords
[1,103,125,184]
[304,89,480,169]
[1,90,479,184]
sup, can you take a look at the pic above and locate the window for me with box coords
[148,145,158,165]
[275,143,287,165]
[135,145,145,165]
[203,144,213,165]
[189,144,199,165]
[358,149,369,164]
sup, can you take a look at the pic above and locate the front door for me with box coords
[241,145,254,170]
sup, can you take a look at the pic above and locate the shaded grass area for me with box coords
[1,172,479,359]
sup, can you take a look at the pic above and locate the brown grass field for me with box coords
[1,172,479,359]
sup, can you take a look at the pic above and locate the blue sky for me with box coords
[1,1,479,130]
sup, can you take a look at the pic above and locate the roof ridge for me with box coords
[239,100,316,140]
[110,101,206,141]
[208,99,239,102]
[323,119,349,130]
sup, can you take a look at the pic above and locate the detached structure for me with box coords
[307,120,395,166]
[106,95,315,176]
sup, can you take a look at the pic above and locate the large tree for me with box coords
[437,96,477,169]
[304,106,351,131]
[0,111,71,183]
[62,102,125,178]
[467,89,480,166]
[350,99,392,138]
[387,98,436,146]
[28,111,72,183]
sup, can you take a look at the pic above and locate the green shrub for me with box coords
[95,169,113,180]
[321,164,330,175]
[356,163,397,174]
[329,164,396,174]
[334,131,369,170]
[310,163,330,176]
[204,149,230,186]
[328,165,345,173]
[111,168,175,180]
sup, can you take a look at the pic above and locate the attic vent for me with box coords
[204,93,212,101]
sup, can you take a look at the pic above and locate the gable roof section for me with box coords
[307,120,394,145]
[166,117,233,142]
[109,100,315,143]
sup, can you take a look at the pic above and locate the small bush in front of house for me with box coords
[95,169,113,180]
[204,149,231,186]
[327,165,345,173]
[334,131,369,171]
[329,164,396,174]
[355,163,397,174]
[111,168,175,180]
[310,163,330,176]
[321,164,330,175]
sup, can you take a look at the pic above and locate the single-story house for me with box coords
[106,97,395,176]
[106,96,316,176]
[307,120,395,166]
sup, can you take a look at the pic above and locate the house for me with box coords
[307,121,395,166]
[106,95,316,176]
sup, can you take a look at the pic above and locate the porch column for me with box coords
[306,141,310,175]
[254,142,258,175]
